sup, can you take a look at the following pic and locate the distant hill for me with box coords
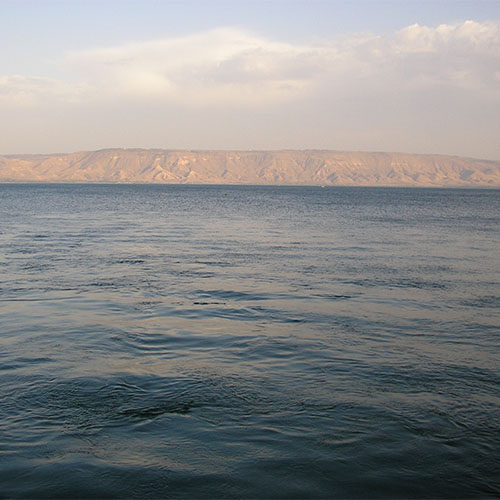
[1,149,500,186]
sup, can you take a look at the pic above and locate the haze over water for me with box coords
[1,184,499,498]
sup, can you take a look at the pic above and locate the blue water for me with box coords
[1,184,499,498]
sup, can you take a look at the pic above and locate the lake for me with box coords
[1,184,499,498]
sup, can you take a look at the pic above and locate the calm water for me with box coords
[1,184,499,499]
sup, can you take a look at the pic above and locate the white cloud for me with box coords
[60,28,318,106]
[1,20,499,157]
[0,75,66,106]
[2,21,499,106]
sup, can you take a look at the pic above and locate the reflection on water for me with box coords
[1,184,499,498]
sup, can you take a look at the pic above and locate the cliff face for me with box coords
[1,149,500,186]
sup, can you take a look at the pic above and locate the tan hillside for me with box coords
[1,149,500,186]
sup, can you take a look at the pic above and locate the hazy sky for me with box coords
[1,0,499,159]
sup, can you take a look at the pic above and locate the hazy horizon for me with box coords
[3,146,500,164]
[1,0,499,160]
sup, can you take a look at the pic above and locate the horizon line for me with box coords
[3,147,498,163]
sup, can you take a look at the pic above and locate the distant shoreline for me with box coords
[2,149,500,187]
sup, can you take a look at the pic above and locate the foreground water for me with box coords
[1,184,499,499]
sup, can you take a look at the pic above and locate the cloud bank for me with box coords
[1,21,499,158]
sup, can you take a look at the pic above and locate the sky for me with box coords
[1,0,499,159]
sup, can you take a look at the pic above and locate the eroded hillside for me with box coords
[1,149,500,186]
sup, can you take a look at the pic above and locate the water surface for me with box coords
[1,184,499,498]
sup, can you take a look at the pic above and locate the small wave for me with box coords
[114,259,146,264]
[192,289,267,302]
[462,295,500,308]
[347,277,447,290]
